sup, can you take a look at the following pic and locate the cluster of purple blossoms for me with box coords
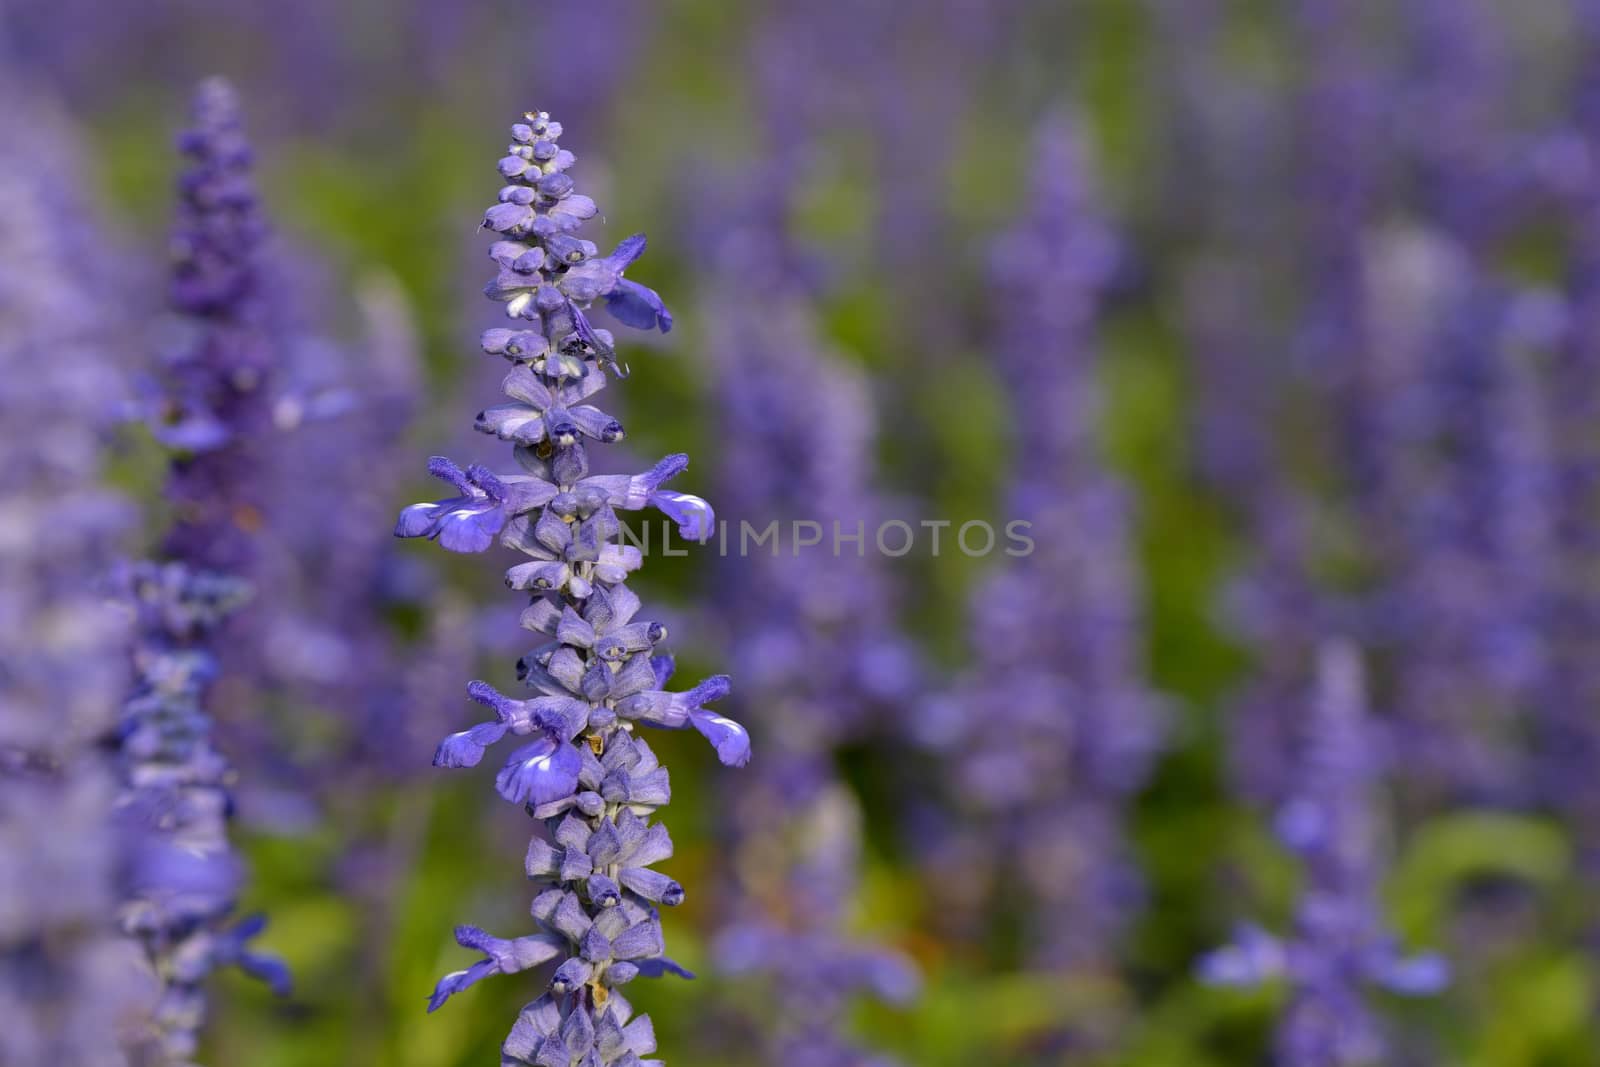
[1185,0,1539,816]
[149,82,278,574]
[253,274,471,783]
[695,171,920,1065]
[1372,0,1543,808]
[0,78,143,1066]
[1199,642,1447,1067]
[1538,1,1600,889]
[398,110,748,1064]
[1206,0,1384,810]
[116,563,288,1063]
[920,117,1161,986]
[115,78,288,1064]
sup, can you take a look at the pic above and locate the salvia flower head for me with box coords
[396,110,746,1065]
[919,114,1161,981]
[695,166,920,1066]
[0,80,143,1065]
[151,76,275,575]
[115,560,289,1064]
[250,274,470,780]
[115,79,287,1065]
[1198,640,1447,1067]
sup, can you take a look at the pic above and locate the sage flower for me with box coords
[0,77,142,1067]
[116,79,287,1065]
[397,110,746,1065]
[697,171,921,1065]
[1198,642,1447,1067]
[920,116,1161,984]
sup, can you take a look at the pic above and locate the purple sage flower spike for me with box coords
[0,75,147,1065]
[688,161,923,1064]
[1531,0,1600,969]
[155,79,278,576]
[398,110,744,1065]
[252,273,475,779]
[1198,641,1448,1067]
[115,78,288,1065]
[920,117,1163,1022]
[1380,0,1551,808]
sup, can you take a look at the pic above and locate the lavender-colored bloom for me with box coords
[0,78,144,1067]
[115,566,290,1064]
[920,117,1161,993]
[249,275,480,1000]
[1199,642,1447,1067]
[1535,0,1600,893]
[1181,0,1556,818]
[1383,268,1551,804]
[116,79,286,1064]
[1401,0,1521,251]
[398,111,744,1063]
[1377,0,1551,807]
[254,274,474,779]
[1217,492,1333,808]
[152,79,276,575]
[1154,7,1341,811]
[715,787,918,1067]
[692,169,920,1064]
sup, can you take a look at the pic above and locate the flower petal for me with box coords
[495,738,582,806]
[1195,924,1285,986]
[395,500,445,539]
[1372,951,1450,996]
[427,958,497,1011]
[434,721,509,768]
[689,708,751,767]
[434,501,507,553]
[605,278,673,333]
[633,956,695,980]
[649,489,714,542]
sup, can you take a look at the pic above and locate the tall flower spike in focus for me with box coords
[1198,641,1447,1067]
[116,78,288,1066]
[398,110,746,1064]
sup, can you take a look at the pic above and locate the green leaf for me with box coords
[1388,812,1571,940]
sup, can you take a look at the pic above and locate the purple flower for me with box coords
[115,560,290,1061]
[474,362,625,446]
[395,457,521,553]
[428,925,566,1010]
[693,162,923,1065]
[616,674,750,766]
[558,233,674,332]
[398,111,744,1063]
[494,737,585,806]
[918,116,1161,1005]
[397,451,706,563]
[151,78,278,577]
[114,80,287,1064]
[1197,642,1447,1067]
[1534,7,1600,926]
[0,81,144,1061]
